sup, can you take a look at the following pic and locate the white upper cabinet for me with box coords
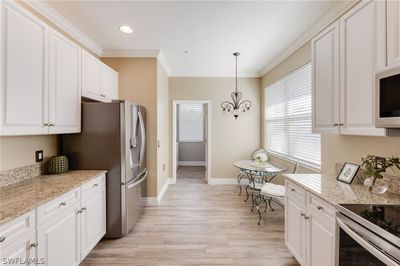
[82,50,102,101]
[312,0,387,136]
[83,51,118,103]
[0,2,49,136]
[100,64,118,102]
[339,0,386,136]
[387,0,400,67]
[312,21,340,134]
[48,29,81,134]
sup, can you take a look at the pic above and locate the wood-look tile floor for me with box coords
[81,166,299,266]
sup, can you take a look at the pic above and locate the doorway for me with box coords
[172,100,211,184]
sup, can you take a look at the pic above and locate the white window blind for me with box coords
[264,63,321,168]
[179,103,204,142]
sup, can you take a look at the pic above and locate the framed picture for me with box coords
[337,163,360,184]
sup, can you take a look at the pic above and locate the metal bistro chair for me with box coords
[237,149,270,199]
[255,162,299,225]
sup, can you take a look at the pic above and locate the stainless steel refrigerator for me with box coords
[62,100,147,238]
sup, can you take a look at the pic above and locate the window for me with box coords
[178,103,204,142]
[264,63,321,168]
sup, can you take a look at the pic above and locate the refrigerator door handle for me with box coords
[138,111,146,166]
[127,171,148,189]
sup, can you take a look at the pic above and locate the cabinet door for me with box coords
[82,50,101,101]
[81,183,106,259]
[312,21,340,134]
[339,0,387,136]
[0,2,48,136]
[307,213,336,266]
[0,231,36,266]
[37,203,81,266]
[48,30,81,134]
[99,65,114,103]
[387,0,400,67]
[285,195,306,265]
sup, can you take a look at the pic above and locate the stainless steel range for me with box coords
[336,204,400,266]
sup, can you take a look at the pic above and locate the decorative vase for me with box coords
[47,155,69,175]
[371,178,389,195]
[363,177,375,187]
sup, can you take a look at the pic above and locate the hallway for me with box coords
[82,173,298,266]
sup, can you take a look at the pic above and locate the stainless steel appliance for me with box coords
[376,65,400,129]
[62,100,147,238]
[336,204,400,266]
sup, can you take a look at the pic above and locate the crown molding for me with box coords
[258,0,358,77]
[23,0,103,56]
[102,49,161,58]
[170,73,260,78]
[157,51,171,76]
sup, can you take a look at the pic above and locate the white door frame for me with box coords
[171,100,211,184]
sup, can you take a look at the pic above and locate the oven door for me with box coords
[337,213,400,266]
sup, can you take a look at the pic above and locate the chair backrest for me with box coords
[251,149,270,161]
[293,162,299,174]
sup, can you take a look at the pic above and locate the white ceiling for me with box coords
[44,1,339,77]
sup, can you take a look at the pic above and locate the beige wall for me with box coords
[156,61,170,193]
[0,135,58,171]
[101,58,158,197]
[261,41,400,177]
[169,77,261,179]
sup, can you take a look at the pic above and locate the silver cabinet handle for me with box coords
[333,123,339,126]
[0,236,5,242]
[30,242,38,248]
[44,123,50,126]
[100,94,106,97]
[291,188,295,192]
[339,123,344,126]
[50,123,55,127]
[81,207,86,211]
[59,201,67,207]
[317,206,323,210]
[77,209,82,214]
[300,212,305,217]
[304,216,310,220]
[93,183,99,187]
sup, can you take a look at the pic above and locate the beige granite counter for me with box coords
[284,174,400,206]
[0,170,106,226]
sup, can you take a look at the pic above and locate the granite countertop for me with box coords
[284,174,400,206]
[0,170,107,226]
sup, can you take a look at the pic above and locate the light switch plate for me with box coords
[35,150,43,162]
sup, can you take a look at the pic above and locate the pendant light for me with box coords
[221,52,252,119]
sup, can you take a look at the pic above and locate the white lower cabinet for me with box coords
[80,176,106,259]
[285,180,337,266]
[37,202,81,266]
[0,174,106,266]
[0,231,36,266]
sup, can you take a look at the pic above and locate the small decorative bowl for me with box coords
[47,155,69,175]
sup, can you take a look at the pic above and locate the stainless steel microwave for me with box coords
[376,65,400,128]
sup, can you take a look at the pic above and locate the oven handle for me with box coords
[337,214,400,266]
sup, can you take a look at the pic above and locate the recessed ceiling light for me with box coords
[119,25,133,34]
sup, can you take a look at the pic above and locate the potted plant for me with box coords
[361,155,400,194]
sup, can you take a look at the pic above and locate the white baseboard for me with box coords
[207,177,249,185]
[178,161,206,166]
[141,178,170,207]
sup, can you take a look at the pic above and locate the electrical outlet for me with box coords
[35,150,43,162]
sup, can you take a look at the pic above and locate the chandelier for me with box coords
[221,52,252,119]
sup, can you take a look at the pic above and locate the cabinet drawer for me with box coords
[308,192,335,223]
[81,174,106,200]
[0,210,35,249]
[286,180,306,204]
[37,188,80,226]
